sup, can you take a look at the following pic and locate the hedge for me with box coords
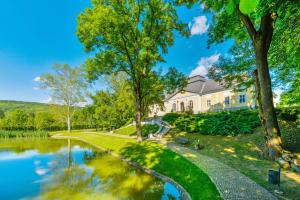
[163,109,261,136]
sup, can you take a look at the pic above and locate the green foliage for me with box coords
[0,109,35,131]
[0,100,49,112]
[276,107,300,122]
[0,110,5,119]
[297,115,300,129]
[207,0,299,95]
[0,130,49,138]
[77,0,189,138]
[279,75,300,106]
[141,124,159,137]
[279,120,300,151]
[39,64,87,131]
[226,0,238,14]
[164,110,261,135]
[161,67,187,94]
[239,0,259,15]
[91,73,135,130]
[35,112,56,131]
[162,113,181,124]
[0,108,93,131]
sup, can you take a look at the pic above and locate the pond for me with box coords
[0,138,182,200]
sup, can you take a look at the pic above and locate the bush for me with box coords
[0,130,49,138]
[164,109,261,136]
[142,124,159,137]
[276,107,300,122]
[162,113,182,125]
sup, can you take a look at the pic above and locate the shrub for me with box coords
[162,113,182,125]
[165,109,261,136]
[276,107,300,122]
[142,124,159,137]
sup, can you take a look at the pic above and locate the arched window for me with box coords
[172,103,176,112]
[180,102,185,112]
[189,100,193,109]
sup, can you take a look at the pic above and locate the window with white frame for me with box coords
[172,103,176,112]
[224,96,230,106]
[189,100,193,109]
[239,94,246,104]
[207,99,211,107]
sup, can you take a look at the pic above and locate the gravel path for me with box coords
[164,142,277,200]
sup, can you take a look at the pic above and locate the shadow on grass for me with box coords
[166,128,300,200]
[119,141,221,200]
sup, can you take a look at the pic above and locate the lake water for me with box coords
[0,138,181,200]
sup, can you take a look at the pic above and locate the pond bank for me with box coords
[52,132,221,200]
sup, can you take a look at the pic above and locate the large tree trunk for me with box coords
[253,70,267,133]
[135,97,143,142]
[237,8,283,160]
[253,39,283,160]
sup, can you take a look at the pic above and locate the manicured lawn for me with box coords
[113,124,160,137]
[54,131,221,200]
[165,125,300,200]
[113,125,137,136]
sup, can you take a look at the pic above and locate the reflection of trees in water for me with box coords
[0,138,67,154]
[37,140,164,200]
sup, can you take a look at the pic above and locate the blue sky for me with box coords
[0,0,231,103]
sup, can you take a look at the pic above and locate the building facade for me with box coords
[150,75,256,117]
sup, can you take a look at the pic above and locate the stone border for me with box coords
[52,135,192,200]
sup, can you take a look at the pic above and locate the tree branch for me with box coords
[236,6,257,41]
[260,12,274,52]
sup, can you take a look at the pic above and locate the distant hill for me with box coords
[0,100,49,112]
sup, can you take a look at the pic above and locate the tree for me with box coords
[179,0,299,160]
[0,109,33,130]
[90,73,135,130]
[0,110,4,119]
[162,67,187,94]
[91,91,115,130]
[39,64,87,132]
[279,75,300,107]
[35,112,56,131]
[77,0,188,141]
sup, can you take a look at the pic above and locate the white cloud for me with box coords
[190,53,220,77]
[43,97,52,103]
[189,16,209,36]
[34,76,41,82]
[33,87,40,90]
[0,150,39,161]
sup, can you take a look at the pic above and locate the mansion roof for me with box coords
[167,75,227,100]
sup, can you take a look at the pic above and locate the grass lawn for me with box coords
[165,124,300,200]
[113,124,159,137]
[54,131,221,200]
[113,125,137,136]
